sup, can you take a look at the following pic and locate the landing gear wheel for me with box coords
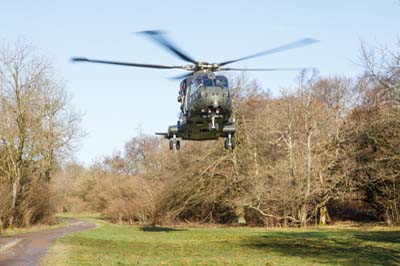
[169,135,180,151]
[224,134,235,150]
[224,139,229,150]
[231,137,236,150]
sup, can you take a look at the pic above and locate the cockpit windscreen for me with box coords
[195,77,214,87]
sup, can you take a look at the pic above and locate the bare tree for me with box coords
[359,40,400,107]
[0,40,81,228]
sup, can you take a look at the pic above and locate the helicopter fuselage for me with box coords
[166,71,235,141]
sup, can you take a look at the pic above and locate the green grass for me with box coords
[42,214,400,266]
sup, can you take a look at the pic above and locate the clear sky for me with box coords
[1,0,399,164]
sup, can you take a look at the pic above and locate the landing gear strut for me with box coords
[169,134,180,151]
[224,134,235,150]
[208,114,219,131]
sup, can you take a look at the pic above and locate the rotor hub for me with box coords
[193,62,220,72]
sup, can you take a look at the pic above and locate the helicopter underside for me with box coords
[156,113,236,150]
[171,116,235,140]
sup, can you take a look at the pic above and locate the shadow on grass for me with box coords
[140,226,187,232]
[353,230,400,244]
[243,230,400,266]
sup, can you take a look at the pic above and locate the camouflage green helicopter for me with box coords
[72,30,317,150]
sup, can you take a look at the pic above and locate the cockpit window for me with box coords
[195,77,214,87]
[216,76,229,88]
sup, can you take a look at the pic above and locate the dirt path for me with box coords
[0,219,96,266]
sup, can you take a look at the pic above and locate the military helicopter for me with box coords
[72,30,318,150]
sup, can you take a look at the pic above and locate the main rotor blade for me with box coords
[168,72,194,80]
[219,38,319,66]
[138,30,198,64]
[71,57,184,69]
[220,67,316,71]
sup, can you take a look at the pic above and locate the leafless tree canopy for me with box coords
[0,40,81,229]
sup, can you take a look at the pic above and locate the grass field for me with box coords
[42,214,400,266]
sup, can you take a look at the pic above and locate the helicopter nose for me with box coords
[213,98,219,108]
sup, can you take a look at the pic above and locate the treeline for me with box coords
[54,42,400,226]
[1,40,398,230]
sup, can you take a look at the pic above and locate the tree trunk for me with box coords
[385,209,393,226]
[306,132,312,196]
[9,176,20,227]
[235,206,247,225]
[319,205,330,225]
[299,204,308,227]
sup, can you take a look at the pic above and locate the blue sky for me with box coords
[1,0,399,164]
